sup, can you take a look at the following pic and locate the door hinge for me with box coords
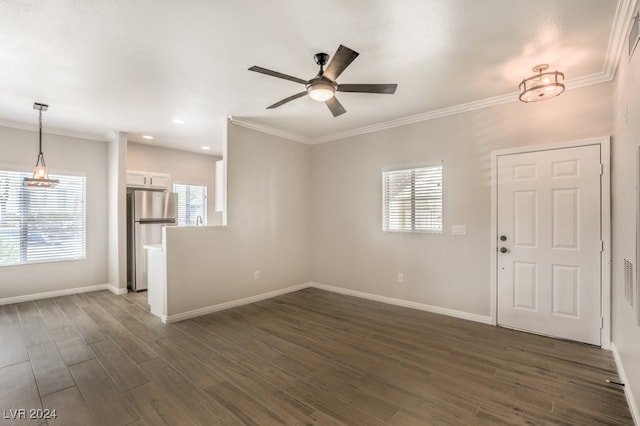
[600,317,604,329]
[601,240,604,253]
[600,164,604,176]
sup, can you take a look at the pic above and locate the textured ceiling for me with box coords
[0,0,632,155]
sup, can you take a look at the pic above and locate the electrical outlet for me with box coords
[254,270,260,280]
[397,273,404,283]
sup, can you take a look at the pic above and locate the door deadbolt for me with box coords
[500,235,507,241]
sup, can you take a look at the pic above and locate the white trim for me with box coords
[0,284,122,305]
[230,70,615,147]
[490,136,612,348]
[162,283,310,324]
[607,0,638,73]
[310,282,493,325]
[611,342,640,425]
[0,120,108,142]
[107,285,128,295]
[227,116,310,143]
[601,139,612,349]
[162,281,493,325]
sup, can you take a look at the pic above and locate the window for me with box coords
[382,165,442,233]
[173,183,207,226]
[0,171,86,266]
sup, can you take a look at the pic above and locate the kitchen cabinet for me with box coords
[127,170,170,189]
[145,244,166,320]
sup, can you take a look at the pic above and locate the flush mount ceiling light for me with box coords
[23,103,59,188]
[519,64,565,103]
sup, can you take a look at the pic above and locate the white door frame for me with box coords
[490,136,611,348]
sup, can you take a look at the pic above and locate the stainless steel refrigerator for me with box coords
[127,190,178,292]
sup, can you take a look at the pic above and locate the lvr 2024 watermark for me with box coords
[3,409,58,420]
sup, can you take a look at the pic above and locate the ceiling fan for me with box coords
[248,44,397,117]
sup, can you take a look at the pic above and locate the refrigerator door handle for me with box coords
[138,218,176,224]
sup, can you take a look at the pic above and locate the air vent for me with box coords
[624,258,634,307]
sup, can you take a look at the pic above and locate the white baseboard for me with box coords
[611,342,640,425]
[309,282,493,325]
[162,283,311,324]
[107,284,128,295]
[0,283,117,305]
[162,281,493,326]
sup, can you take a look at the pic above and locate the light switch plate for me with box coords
[452,225,467,236]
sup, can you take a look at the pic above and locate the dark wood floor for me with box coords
[0,287,633,425]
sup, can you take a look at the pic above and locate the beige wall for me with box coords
[311,82,613,317]
[164,122,311,316]
[611,23,640,418]
[0,126,109,298]
[127,142,222,225]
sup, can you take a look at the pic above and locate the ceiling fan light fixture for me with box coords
[307,80,335,102]
[23,102,59,188]
[519,64,565,103]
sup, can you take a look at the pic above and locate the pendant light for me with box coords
[23,102,59,188]
[519,64,565,103]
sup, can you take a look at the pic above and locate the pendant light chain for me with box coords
[38,107,43,155]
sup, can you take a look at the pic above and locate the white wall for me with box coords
[164,122,311,316]
[107,132,127,292]
[127,142,222,225]
[0,126,109,299]
[611,17,640,419]
[311,82,613,317]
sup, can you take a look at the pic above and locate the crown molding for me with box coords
[0,119,109,142]
[228,116,310,143]
[604,0,638,78]
[232,0,636,146]
[228,67,618,146]
[309,71,615,144]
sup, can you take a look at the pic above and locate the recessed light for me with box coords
[172,119,185,124]
[142,135,154,140]
[201,146,211,150]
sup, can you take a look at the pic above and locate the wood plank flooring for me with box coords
[0,288,633,425]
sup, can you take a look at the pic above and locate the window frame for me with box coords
[0,168,87,267]
[172,182,208,226]
[382,163,443,234]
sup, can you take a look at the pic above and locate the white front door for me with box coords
[496,145,602,345]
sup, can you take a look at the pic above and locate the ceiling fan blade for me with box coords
[337,83,398,94]
[323,45,359,81]
[325,96,346,117]
[249,66,308,85]
[267,91,308,109]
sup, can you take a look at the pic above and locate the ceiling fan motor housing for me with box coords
[314,53,330,67]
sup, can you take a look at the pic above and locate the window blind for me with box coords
[0,171,86,266]
[173,183,207,226]
[382,165,442,233]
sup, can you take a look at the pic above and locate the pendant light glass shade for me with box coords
[519,64,565,103]
[24,103,58,188]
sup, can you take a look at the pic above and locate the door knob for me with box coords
[500,247,508,253]
[500,235,507,241]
